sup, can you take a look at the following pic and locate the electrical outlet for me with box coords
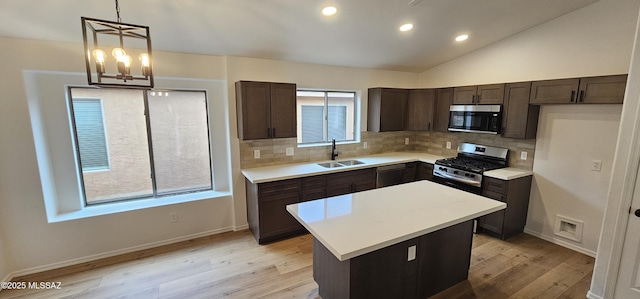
[592,160,602,172]
[405,138,410,145]
[254,149,260,159]
[520,151,528,160]
[286,147,294,156]
[363,141,368,149]
[169,212,178,223]
[446,141,451,149]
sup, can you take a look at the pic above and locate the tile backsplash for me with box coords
[240,131,535,170]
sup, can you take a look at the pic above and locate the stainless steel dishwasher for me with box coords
[376,164,406,188]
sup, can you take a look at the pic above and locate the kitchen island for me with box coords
[286,180,506,299]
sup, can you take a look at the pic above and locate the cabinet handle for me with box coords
[272,128,276,137]
[570,91,575,102]
[267,128,271,137]
[472,95,476,104]
[428,122,431,131]
[578,90,584,103]
[476,94,481,104]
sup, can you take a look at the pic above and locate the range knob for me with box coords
[453,170,459,175]
[469,174,475,179]
[439,167,447,171]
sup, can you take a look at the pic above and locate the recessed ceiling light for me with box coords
[399,23,414,32]
[322,6,337,16]
[455,34,469,42]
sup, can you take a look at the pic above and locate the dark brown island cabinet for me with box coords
[477,175,533,240]
[452,84,505,105]
[529,74,627,104]
[235,81,297,140]
[417,162,434,181]
[245,168,376,244]
[367,88,409,132]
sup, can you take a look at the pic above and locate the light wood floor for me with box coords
[0,230,594,299]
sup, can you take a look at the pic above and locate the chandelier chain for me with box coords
[115,0,121,23]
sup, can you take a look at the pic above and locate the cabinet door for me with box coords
[302,176,327,201]
[259,193,304,238]
[433,88,453,132]
[529,78,580,104]
[452,86,477,104]
[380,89,409,131]
[478,189,506,235]
[578,75,627,104]
[270,83,297,138]
[236,81,271,140]
[417,162,434,181]
[403,162,418,183]
[406,89,435,131]
[502,82,539,139]
[326,168,376,197]
[476,84,505,104]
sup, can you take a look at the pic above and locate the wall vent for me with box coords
[553,215,583,242]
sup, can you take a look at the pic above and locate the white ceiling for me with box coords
[0,0,599,72]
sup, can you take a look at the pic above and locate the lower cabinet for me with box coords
[313,220,474,299]
[417,162,434,181]
[246,178,304,244]
[403,162,418,183]
[477,176,533,240]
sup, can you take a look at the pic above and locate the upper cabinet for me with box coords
[433,88,453,133]
[530,75,627,105]
[368,88,409,132]
[502,82,539,139]
[453,84,505,105]
[236,81,297,140]
[406,89,435,131]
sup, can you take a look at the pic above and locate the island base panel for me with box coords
[313,220,473,299]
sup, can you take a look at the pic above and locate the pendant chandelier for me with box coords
[81,0,154,89]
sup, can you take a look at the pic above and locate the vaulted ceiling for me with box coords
[0,0,599,72]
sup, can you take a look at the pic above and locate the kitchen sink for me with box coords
[317,162,344,168]
[337,160,365,166]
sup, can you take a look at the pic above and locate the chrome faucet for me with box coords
[331,139,339,160]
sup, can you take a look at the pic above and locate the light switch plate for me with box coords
[254,150,260,159]
[446,141,451,149]
[520,151,527,160]
[286,147,294,156]
[363,142,368,149]
[405,138,410,145]
[407,245,416,261]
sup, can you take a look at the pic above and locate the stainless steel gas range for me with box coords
[433,143,509,194]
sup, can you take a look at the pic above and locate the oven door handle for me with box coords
[434,172,482,187]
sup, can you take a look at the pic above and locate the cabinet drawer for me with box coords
[258,179,301,199]
[483,189,506,202]
[302,175,326,190]
[483,177,508,194]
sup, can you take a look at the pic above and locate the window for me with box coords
[297,90,356,144]
[72,99,110,171]
[68,87,213,205]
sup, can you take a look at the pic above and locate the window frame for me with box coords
[297,89,358,146]
[67,86,215,206]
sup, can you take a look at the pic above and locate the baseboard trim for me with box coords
[234,223,249,231]
[8,226,237,279]
[523,228,597,258]
[586,290,603,299]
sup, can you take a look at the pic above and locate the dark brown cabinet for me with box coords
[367,88,409,132]
[302,175,327,202]
[245,178,303,244]
[433,88,453,132]
[236,81,297,140]
[477,175,532,240]
[417,162,434,181]
[502,82,540,139]
[403,162,418,183]
[406,89,435,131]
[453,84,504,105]
[326,168,377,197]
[529,75,627,104]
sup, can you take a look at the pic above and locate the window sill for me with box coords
[48,190,231,223]
[297,140,360,148]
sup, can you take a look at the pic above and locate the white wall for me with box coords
[0,230,9,282]
[419,0,639,87]
[0,37,237,276]
[417,0,640,255]
[528,105,622,255]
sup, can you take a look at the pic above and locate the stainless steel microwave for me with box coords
[448,105,502,134]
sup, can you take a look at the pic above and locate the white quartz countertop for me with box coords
[241,152,446,184]
[241,152,533,183]
[287,180,506,261]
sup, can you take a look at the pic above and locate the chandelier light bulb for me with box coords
[123,55,132,67]
[139,53,150,66]
[92,49,106,63]
[112,48,127,61]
